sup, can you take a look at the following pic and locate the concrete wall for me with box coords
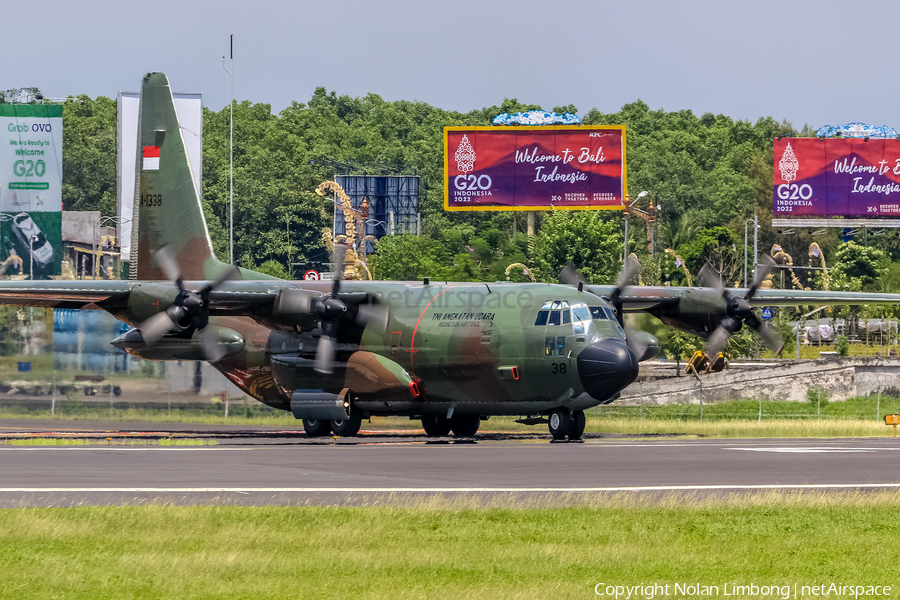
[62,211,115,245]
[617,357,900,406]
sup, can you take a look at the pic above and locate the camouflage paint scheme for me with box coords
[0,73,899,434]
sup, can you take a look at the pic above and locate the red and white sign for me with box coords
[303,269,321,281]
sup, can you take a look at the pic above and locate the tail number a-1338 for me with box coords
[140,194,163,207]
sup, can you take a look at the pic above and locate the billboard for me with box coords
[444,126,626,211]
[0,105,63,278]
[334,175,419,253]
[774,138,900,216]
[117,91,202,263]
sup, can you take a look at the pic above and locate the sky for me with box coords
[7,0,900,130]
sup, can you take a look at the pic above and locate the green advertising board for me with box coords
[0,105,63,278]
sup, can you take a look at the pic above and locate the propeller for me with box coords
[699,255,783,356]
[136,246,238,362]
[561,257,650,359]
[310,244,389,374]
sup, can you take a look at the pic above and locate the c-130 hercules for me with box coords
[2,72,899,440]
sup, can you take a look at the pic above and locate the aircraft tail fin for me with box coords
[131,72,277,282]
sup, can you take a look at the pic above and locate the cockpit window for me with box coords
[534,311,549,326]
[590,306,607,320]
[548,310,561,326]
[605,307,617,321]
[540,301,553,310]
[551,301,562,310]
[573,305,591,322]
[562,309,571,325]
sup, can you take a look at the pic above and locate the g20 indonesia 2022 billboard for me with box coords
[444,126,626,211]
[774,138,900,216]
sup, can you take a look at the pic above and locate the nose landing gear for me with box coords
[548,408,585,441]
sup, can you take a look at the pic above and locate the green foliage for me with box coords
[677,226,739,278]
[836,335,850,356]
[54,86,900,295]
[806,387,829,404]
[664,330,702,369]
[725,327,758,359]
[771,308,795,356]
[256,260,290,280]
[533,211,621,284]
[831,241,888,290]
[369,234,440,281]
[61,95,118,216]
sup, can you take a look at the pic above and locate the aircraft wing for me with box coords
[0,280,134,310]
[585,285,900,311]
[0,279,377,321]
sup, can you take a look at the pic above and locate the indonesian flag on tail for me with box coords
[142,146,160,171]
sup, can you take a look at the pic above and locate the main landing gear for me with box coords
[548,408,585,441]
[421,415,480,437]
[303,407,364,437]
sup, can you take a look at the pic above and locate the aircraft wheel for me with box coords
[331,409,362,437]
[303,418,331,437]
[569,410,586,440]
[421,416,451,437]
[450,415,480,437]
[548,409,571,440]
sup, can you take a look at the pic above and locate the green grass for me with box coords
[1,493,899,599]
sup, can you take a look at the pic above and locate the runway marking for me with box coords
[2,484,900,493]
[0,447,246,452]
[728,447,898,453]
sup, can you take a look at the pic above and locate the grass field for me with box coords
[1,492,898,599]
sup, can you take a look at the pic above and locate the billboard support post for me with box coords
[527,212,534,237]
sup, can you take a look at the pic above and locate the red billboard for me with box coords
[774,138,900,216]
[444,126,626,211]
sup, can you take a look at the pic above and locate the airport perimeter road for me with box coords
[2,434,900,506]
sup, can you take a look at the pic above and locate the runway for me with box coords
[2,419,900,506]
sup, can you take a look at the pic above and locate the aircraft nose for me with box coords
[577,339,640,401]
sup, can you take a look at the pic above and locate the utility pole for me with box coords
[222,35,234,264]
[753,213,759,278]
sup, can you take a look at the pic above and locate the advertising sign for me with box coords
[444,126,626,211]
[0,105,63,278]
[774,138,900,216]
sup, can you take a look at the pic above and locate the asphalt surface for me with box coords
[2,419,900,506]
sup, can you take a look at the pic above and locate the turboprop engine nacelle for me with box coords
[111,326,245,361]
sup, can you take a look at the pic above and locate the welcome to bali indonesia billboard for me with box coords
[444,126,626,211]
[774,138,900,216]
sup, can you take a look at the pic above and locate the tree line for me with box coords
[54,89,900,301]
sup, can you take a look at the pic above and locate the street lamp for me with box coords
[652,201,661,261]
[743,218,755,287]
[624,190,648,264]
[624,191,649,260]
[93,216,131,280]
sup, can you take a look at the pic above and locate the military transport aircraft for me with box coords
[1,72,898,441]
